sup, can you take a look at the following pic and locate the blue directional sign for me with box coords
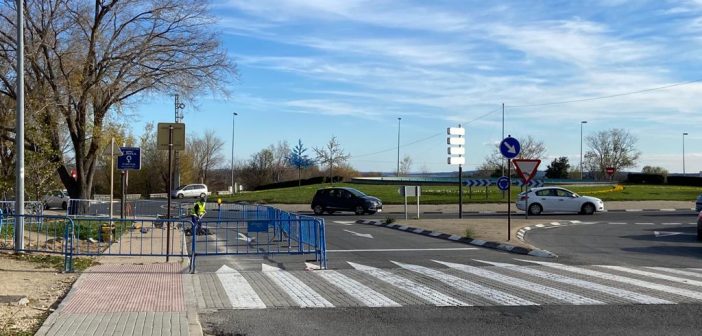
[117,147,141,170]
[500,136,521,159]
[497,176,510,191]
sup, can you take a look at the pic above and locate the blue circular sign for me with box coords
[500,136,521,159]
[497,176,510,191]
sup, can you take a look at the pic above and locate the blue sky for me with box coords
[132,0,702,174]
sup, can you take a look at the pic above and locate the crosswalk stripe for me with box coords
[519,260,702,301]
[433,260,603,305]
[263,266,334,308]
[645,267,702,279]
[474,260,671,305]
[347,262,470,307]
[315,270,401,307]
[216,266,266,309]
[391,261,537,306]
[597,265,702,287]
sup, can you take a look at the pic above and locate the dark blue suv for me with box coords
[311,187,382,215]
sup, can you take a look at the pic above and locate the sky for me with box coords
[132,0,702,174]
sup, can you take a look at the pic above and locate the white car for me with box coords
[41,190,70,210]
[516,187,605,215]
[171,184,209,199]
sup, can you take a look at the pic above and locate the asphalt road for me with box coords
[193,209,702,336]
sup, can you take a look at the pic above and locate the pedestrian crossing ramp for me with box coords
[193,260,702,309]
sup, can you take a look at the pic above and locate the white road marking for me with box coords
[653,231,692,237]
[343,229,374,239]
[662,223,681,225]
[645,267,702,280]
[597,265,702,287]
[333,221,355,226]
[519,260,702,301]
[535,224,545,228]
[263,267,334,308]
[433,260,602,305]
[315,270,401,307]
[475,260,671,305]
[216,265,266,309]
[392,261,537,306]
[608,222,627,225]
[625,209,643,212]
[304,262,321,271]
[635,223,654,225]
[347,262,470,306]
[660,209,676,212]
[327,248,478,253]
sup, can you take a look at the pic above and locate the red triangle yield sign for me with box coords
[512,159,541,183]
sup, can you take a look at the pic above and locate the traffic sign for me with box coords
[516,179,544,188]
[500,136,520,159]
[497,176,510,191]
[463,179,491,187]
[605,167,616,176]
[117,147,141,170]
[157,123,186,151]
[512,159,541,183]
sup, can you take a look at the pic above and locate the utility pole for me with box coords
[397,117,402,177]
[14,0,25,253]
[173,95,185,193]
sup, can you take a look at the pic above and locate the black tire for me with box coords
[581,203,596,215]
[313,205,324,215]
[177,193,184,199]
[199,193,206,199]
[61,202,67,210]
[528,203,543,216]
[44,202,49,210]
[354,206,365,215]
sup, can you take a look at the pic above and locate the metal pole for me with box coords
[120,170,125,219]
[580,121,587,179]
[231,112,237,193]
[14,0,25,253]
[166,126,173,262]
[459,165,463,219]
[501,103,505,177]
[507,162,511,241]
[397,117,401,177]
[173,95,183,190]
[683,132,688,175]
[110,138,114,218]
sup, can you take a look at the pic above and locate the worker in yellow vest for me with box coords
[190,196,207,235]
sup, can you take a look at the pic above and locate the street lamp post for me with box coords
[231,112,238,193]
[580,121,588,180]
[683,132,688,175]
[397,117,401,177]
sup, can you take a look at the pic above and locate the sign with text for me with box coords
[157,123,186,151]
[117,147,141,170]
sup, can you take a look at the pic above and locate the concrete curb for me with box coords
[355,220,557,258]
[302,208,696,216]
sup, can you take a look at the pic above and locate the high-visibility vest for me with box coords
[193,201,206,216]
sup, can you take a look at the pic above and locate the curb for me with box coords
[516,221,587,247]
[355,220,557,258]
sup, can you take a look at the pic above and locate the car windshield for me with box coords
[345,188,366,197]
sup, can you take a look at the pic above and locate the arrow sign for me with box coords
[497,176,510,191]
[344,229,374,239]
[653,231,691,238]
[513,159,541,183]
[500,136,521,159]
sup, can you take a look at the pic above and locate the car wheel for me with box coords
[581,203,596,215]
[177,193,184,199]
[313,205,324,215]
[61,202,67,210]
[528,203,542,216]
[199,193,206,199]
[43,202,49,210]
[354,206,365,215]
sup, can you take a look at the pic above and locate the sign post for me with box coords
[447,126,465,218]
[157,123,186,262]
[399,186,421,220]
[117,147,141,219]
[605,167,616,181]
[500,135,521,241]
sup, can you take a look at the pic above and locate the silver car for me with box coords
[171,184,209,199]
[516,187,605,215]
[41,190,70,210]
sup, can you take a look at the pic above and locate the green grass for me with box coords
[217,183,702,204]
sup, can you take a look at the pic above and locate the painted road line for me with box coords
[263,266,334,308]
[535,224,545,228]
[343,229,374,239]
[635,223,654,225]
[433,260,602,305]
[392,261,537,306]
[597,266,702,287]
[315,270,400,307]
[347,262,470,307]
[660,209,676,212]
[645,267,702,280]
[327,248,478,253]
[519,260,702,301]
[216,266,266,309]
[608,222,627,225]
[625,209,643,212]
[661,223,681,225]
[475,260,671,305]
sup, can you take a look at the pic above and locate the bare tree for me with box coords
[270,141,290,183]
[313,136,351,184]
[399,155,413,176]
[477,135,547,176]
[584,128,640,179]
[0,0,235,199]
[189,130,225,184]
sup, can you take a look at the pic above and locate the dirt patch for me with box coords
[0,253,78,336]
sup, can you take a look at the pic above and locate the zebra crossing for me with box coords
[192,260,702,310]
